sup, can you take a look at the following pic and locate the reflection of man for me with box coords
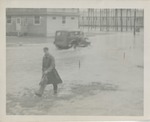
[70,32,81,49]
[35,47,62,97]
[71,37,80,49]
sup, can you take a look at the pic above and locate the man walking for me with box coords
[35,47,62,97]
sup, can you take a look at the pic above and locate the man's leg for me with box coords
[35,84,46,97]
[53,84,58,94]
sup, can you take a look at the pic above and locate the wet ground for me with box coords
[6,32,143,115]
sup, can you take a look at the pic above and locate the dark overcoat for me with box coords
[42,53,62,85]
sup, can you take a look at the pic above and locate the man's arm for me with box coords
[45,55,55,73]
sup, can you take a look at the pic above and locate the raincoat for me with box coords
[40,53,62,85]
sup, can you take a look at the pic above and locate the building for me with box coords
[6,8,80,37]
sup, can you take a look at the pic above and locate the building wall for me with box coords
[47,16,78,37]
[26,16,47,36]
[6,8,79,37]
[6,17,17,36]
[6,15,47,36]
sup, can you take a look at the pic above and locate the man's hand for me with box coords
[43,70,48,75]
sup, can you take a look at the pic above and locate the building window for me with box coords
[17,18,21,24]
[71,17,75,20]
[62,16,66,24]
[34,16,40,24]
[53,17,56,20]
[56,31,61,36]
[62,20,66,24]
[62,8,66,11]
[7,16,11,24]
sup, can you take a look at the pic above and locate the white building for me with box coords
[46,8,80,36]
[6,8,80,37]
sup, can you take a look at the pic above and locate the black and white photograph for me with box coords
[5,8,144,116]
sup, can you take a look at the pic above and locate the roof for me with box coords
[6,8,47,16]
[6,8,80,16]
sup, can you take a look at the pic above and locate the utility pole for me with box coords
[95,9,97,30]
[106,9,108,31]
[99,9,101,31]
[90,9,92,30]
[126,9,128,31]
[120,9,123,32]
[88,8,90,31]
[78,8,80,29]
[115,9,118,31]
[130,9,132,31]
[133,9,136,36]
[92,9,94,30]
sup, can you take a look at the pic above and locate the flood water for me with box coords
[6,31,144,115]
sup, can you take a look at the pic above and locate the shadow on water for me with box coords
[71,82,118,97]
[6,81,118,115]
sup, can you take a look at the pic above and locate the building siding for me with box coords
[47,16,78,36]
[6,15,47,36]
[26,16,47,36]
[6,17,17,36]
[6,8,79,37]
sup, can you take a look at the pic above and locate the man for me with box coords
[35,47,62,97]
[71,38,80,49]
